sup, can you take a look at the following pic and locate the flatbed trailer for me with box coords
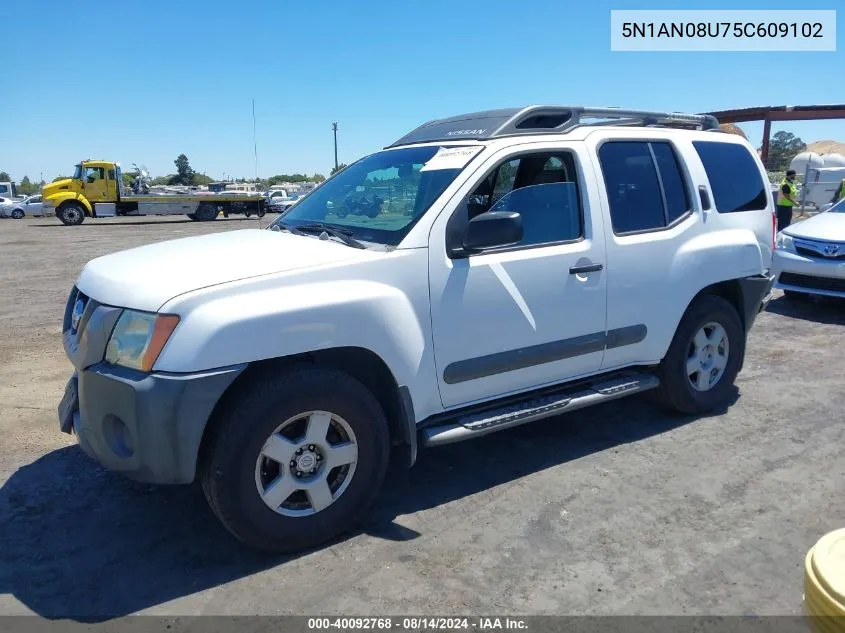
[41,160,267,225]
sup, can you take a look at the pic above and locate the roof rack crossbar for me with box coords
[386,105,721,148]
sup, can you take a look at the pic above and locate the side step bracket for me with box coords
[421,372,659,447]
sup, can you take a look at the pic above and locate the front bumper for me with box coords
[740,272,775,331]
[772,250,845,298]
[60,362,246,484]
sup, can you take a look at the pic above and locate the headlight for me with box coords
[776,232,795,252]
[105,310,180,372]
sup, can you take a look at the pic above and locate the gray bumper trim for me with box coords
[69,362,247,484]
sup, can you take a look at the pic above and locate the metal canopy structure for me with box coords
[704,104,845,164]
[388,105,721,148]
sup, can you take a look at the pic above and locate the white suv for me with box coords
[58,106,776,553]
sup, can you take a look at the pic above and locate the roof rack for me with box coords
[386,105,721,148]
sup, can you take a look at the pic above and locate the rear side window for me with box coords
[598,140,691,234]
[692,141,768,213]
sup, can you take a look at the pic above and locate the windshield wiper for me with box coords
[295,223,367,249]
[271,222,308,237]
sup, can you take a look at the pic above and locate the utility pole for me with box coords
[332,122,338,172]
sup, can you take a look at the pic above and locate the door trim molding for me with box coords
[442,324,647,385]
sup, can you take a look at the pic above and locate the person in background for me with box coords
[776,169,799,232]
[830,177,845,204]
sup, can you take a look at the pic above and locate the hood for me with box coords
[785,211,845,243]
[42,178,78,197]
[76,229,373,312]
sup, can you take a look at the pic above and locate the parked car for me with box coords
[58,105,775,554]
[267,193,301,213]
[0,194,46,219]
[773,197,845,299]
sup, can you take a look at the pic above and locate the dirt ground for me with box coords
[0,215,843,621]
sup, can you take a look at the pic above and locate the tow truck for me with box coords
[42,160,267,225]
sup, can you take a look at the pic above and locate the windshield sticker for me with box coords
[420,146,483,172]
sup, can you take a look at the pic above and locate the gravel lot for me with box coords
[0,215,843,621]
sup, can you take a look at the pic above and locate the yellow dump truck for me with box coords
[42,160,267,225]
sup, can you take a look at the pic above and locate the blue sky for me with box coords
[3,0,842,182]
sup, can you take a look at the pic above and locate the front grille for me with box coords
[795,240,845,261]
[62,286,95,336]
[779,272,845,293]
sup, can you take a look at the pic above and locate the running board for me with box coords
[421,373,660,447]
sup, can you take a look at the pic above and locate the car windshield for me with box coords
[72,164,83,180]
[269,144,481,246]
[829,199,845,213]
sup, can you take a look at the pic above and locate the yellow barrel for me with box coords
[804,528,845,633]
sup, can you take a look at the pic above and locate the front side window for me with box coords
[72,164,83,180]
[84,166,105,183]
[271,145,478,246]
[598,140,691,234]
[455,151,583,250]
[692,140,768,213]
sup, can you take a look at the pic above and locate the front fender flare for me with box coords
[155,278,440,421]
[49,192,92,215]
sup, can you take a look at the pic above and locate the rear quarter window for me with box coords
[692,140,768,213]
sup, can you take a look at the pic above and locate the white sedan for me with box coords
[772,199,845,299]
[0,194,47,219]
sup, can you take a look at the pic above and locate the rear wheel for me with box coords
[199,367,390,553]
[655,294,744,415]
[57,202,86,226]
[195,202,218,221]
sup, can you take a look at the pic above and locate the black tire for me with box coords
[195,202,218,221]
[57,202,86,226]
[11,209,24,219]
[335,206,348,218]
[186,213,199,221]
[199,367,391,553]
[655,294,744,415]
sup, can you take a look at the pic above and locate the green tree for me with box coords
[18,176,39,196]
[312,173,326,183]
[331,163,348,176]
[52,175,70,182]
[169,154,196,186]
[0,171,10,181]
[766,131,807,171]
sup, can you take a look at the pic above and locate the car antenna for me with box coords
[252,98,262,230]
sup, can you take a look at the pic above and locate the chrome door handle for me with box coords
[569,263,603,274]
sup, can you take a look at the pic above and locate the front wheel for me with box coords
[655,294,744,415]
[199,367,390,553]
[11,209,24,219]
[57,202,86,226]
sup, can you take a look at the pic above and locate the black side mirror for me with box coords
[461,210,523,253]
